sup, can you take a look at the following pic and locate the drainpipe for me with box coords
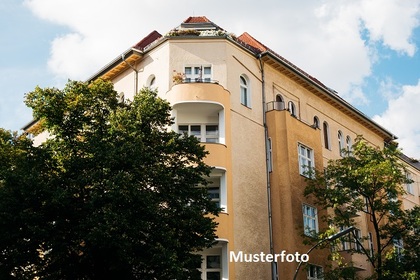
[121,53,138,94]
[259,53,277,280]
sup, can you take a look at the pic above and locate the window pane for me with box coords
[241,87,247,105]
[178,125,188,134]
[206,256,221,268]
[194,67,201,75]
[208,188,220,200]
[185,67,192,75]
[206,138,218,143]
[204,67,211,75]
[206,272,221,280]
[190,125,201,136]
[240,76,246,85]
[206,125,218,135]
[205,125,219,142]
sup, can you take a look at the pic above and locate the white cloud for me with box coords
[373,79,420,158]
[23,0,420,90]
[22,0,420,156]
[360,0,420,56]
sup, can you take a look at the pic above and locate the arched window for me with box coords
[147,75,156,88]
[346,136,352,152]
[275,94,285,110]
[149,77,155,87]
[313,116,320,129]
[338,131,344,156]
[240,75,251,107]
[323,122,330,150]
[288,101,296,117]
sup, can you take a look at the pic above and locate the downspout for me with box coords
[259,53,277,280]
[121,53,138,94]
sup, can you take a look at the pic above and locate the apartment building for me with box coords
[26,16,420,280]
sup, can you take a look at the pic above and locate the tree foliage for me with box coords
[304,136,418,279]
[0,80,219,279]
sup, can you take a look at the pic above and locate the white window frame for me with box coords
[393,237,404,262]
[406,173,414,194]
[346,135,352,153]
[368,232,375,257]
[307,264,323,280]
[339,226,352,251]
[298,143,314,177]
[178,124,219,143]
[198,242,228,280]
[184,65,212,83]
[338,131,344,156]
[313,116,320,129]
[303,204,318,236]
[240,75,251,108]
[147,74,156,88]
[323,122,330,150]
[199,169,227,213]
[354,228,362,252]
[268,137,273,173]
[288,101,296,117]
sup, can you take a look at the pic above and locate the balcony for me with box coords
[173,102,225,145]
[166,82,230,108]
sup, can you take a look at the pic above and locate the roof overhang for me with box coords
[260,51,396,142]
[86,48,144,82]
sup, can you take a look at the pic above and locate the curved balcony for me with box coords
[166,82,231,108]
[202,142,228,169]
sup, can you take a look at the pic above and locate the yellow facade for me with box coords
[27,16,420,280]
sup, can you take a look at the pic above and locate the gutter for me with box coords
[258,54,277,280]
[260,50,397,142]
[121,52,139,95]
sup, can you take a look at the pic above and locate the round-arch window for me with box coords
[240,75,250,107]
[288,101,296,116]
[313,116,320,128]
[147,75,156,88]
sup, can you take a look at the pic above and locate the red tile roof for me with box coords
[133,30,162,51]
[183,16,211,23]
[237,32,268,52]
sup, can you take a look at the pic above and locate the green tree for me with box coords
[304,136,417,279]
[0,80,219,279]
[382,206,420,280]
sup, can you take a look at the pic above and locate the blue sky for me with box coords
[1,0,420,158]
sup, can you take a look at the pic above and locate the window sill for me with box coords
[240,103,252,109]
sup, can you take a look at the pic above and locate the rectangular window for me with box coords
[303,204,318,236]
[205,125,219,143]
[406,173,414,194]
[207,176,221,208]
[368,232,374,257]
[339,226,351,251]
[354,228,362,252]
[178,124,219,143]
[198,245,226,280]
[199,170,226,212]
[298,143,314,176]
[307,264,323,280]
[184,65,212,83]
[268,138,273,173]
[393,237,404,262]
